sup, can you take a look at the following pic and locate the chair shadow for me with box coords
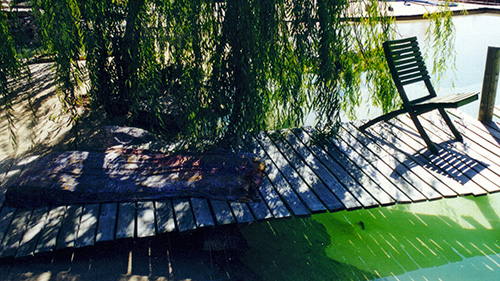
[362,125,488,186]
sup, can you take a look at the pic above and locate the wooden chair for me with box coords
[359,36,478,154]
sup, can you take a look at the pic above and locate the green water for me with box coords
[237,193,500,280]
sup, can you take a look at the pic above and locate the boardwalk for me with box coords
[0,109,499,260]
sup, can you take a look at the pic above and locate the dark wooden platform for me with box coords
[1,109,500,259]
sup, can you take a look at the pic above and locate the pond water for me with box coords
[235,13,500,281]
[237,191,500,280]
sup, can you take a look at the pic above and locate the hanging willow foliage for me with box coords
[0,9,21,148]
[2,0,455,150]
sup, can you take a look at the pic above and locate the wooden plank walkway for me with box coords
[1,110,500,259]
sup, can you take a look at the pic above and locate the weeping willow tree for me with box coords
[1,0,456,150]
[0,10,22,147]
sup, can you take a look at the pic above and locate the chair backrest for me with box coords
[383,37,437,105]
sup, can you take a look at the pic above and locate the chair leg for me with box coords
[359,108,408,132]
[409,113,439,154]
[437,108,463,142]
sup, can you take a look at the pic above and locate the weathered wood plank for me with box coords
[1,156,40,187]
[35,206,66,253]
[418,113,500,193]
[155,200,176,233]
[344,122,443,200]
[172,198,196,232]
[338,125,426,202]
[452,122,500,175]
[280,129,362,210]
[75,204,99,248]
[16,206,50,257]
[364,121,462,197]
[248,180,285,220]
[56,205,83,250]
[390,117,487,196]
[0,208,32,258]
[448,110,500,161]
[293,128,383,207]
[190,198,215,228]
[239,136,291,219]
[233,140,280,220]
[210,200,235,225]
[137,201,156,238]
[304,127,400,205]
[390,119,486,195]
[0,205,16,246]
[459,123,500,166]
[248,189,280,220]
[116,202,136,239]
[399,113,496,191]
[254,132,326,213]
[229,202,254,223]
[267,131,345,211]
[96,203,118,242]
[305,127,408,204]
[0,159,15,188]
[242,135,309,216]
[0,156,41,206]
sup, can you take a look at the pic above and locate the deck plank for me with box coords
[0,206,16,246]
[251,175,290,219]
[15,206,50,257]
[254,132,326,213]
[190,198,215,228]
[96,203,118,242]
[302,127,397,206]
[338,125,426,202]
[392,116,489,195]
[240,136,292,218]
[0,208,32,258]
[449,110,500,150]
[210,200,235,225]
[155,200,176,233]
[390,119,486,196]
[172,198,196,232]
[419,113,500,193]
[35,206,66,253]
[447,110,500,164]
[246,195,274,221]
[56,205,83,250]
[116,202,136,239]
[280,129,362,210]
[229,202,254,223]
[362,121,461,197]
[306,126,411,204]
[344,122,443,200]
[293,128,382,207]
[267,131,345,211]
[242,135,310,216]
[137,201,156,238]
[75,204,100,248]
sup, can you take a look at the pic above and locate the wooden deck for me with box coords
[0,109,500,259]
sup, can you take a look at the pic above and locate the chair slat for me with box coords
[397,65,427,77]
[400,75,429,86]
[393,58,424,68]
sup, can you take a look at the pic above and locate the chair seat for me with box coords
[413,92,479,110]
